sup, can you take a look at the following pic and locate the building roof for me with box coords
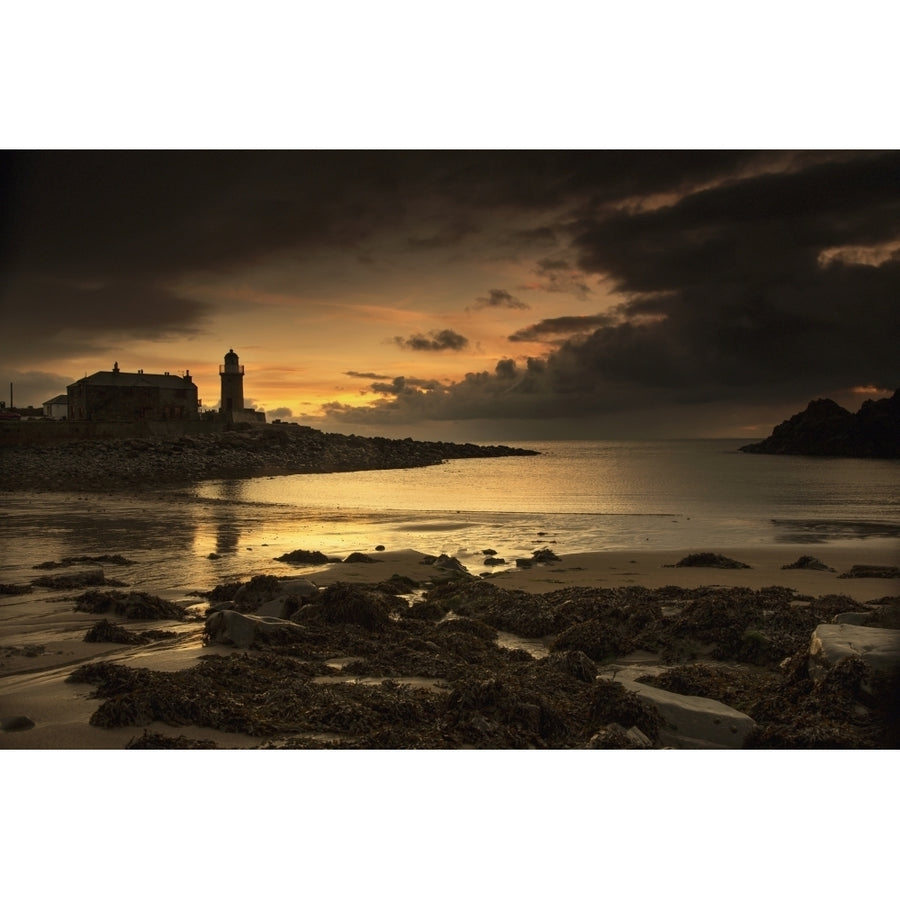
[68,371,194,389]
[44,394,68,405]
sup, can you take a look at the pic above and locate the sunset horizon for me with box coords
[4,150,898,442]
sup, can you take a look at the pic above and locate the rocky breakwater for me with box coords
[0,423,538,492]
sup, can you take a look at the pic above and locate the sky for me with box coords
[2,149,899,440]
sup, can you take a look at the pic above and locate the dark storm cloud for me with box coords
[0,274,210,366]
[2,150,774,289]
[508,314,618,343]
[320,151,900,429]
[520,256,593,298]
[407,219,480,250]
[6,149,899,426]
[566,150,900,397]
[469,288,529,311]
[394,329,469,352]
[369,375,444,394]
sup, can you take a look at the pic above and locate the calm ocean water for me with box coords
[2,440,899,593]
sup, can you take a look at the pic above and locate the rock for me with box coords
[482,549,497,556]
[73,590,186,620]
[0,583,32,595]
[587,724,654,749]
[808,624,900,690]
[432,554,469,573]
[204,610,306,649]
[1,715,36,732]
[547,650,598,683]
[232,575,318,614]
[275,549,334,565]
[669,553,750,569]
[740,390,900,458]
[32,568,108,589]
[515,559,533,568]
[83,619,145,644]
[255,597,299,619]
[838,565,900,579]
[603,669,756,749]
[832,611,874,626]
[782,555,834,571]
[343,552,377,564]
[483,557,506,566]
[532,548,560,563]
[375,545,385,552]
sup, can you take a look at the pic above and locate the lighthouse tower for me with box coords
[219,348,245,417]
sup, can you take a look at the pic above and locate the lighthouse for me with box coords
[219,348,245,416]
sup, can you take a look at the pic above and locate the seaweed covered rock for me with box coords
[0,583,32,595]
[669,553,750,569]
[587,724,654,749]
[126,731,219,749]
[72,590,186,620]
[232,574,319,617]
[546,650,599,683]
[745,651,899,749]
[782,555,834,571]
[552,619,632,663]
[604,670,756,749]
[84,619,146,644]
[343,552,377,564]
[587,680,664,742]
[33,569,112,589]
[838,565,900,579]
[275,549,335,565]
[807,624,900,698]
[532,548,560,563]
[304,582,392,631]
[205,610,307,649]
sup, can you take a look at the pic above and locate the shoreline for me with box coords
[0,425,539,492]
[2,542,897,750]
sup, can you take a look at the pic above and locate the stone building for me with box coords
[67,362,200,422]
[42,394,69,419]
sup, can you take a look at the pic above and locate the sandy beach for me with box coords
[2,541,898,750]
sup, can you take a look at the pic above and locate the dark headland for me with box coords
[0,422,538,492]
[740,389,900,458]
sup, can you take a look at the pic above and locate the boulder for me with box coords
[204,610,306,649]
[343,552,377,564]
[602,669,756,749]
[233,575,318,614]
[547,650,598,683]
[808,624,900,688]
[432,554,469,573]
[782,555,834,571]
[532,548,560,563]
[669,553,750,569]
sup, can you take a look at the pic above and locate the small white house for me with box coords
[43,394,69,419]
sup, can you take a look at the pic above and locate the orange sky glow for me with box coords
[2,150,898,441]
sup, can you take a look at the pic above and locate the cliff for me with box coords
[740,390,900,458]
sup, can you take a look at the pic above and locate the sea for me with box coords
[2,439,899,595]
